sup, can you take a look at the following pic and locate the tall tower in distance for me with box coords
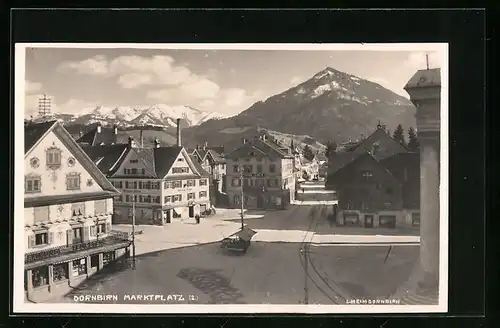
[37,94,52,117]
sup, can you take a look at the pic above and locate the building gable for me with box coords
[164,148,201,178]
[24,122,118,199]
[110,148,157,178]
[350,129,408,160]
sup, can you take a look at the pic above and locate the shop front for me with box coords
[24,236,131,302]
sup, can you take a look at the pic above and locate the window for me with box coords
[172,180,182,188]
[32,266,49,287]
[164,181,171,189]
[131,168,138,175]
[199,179,207,186]
[34,232,48,245]
[234,195,241,204]
[412,213,420,227]
[130,159,139,164]
[145,181,152,189]
[72,227,82,243]
[114,195,123,202]
[187,180,196,187]
[164,196,171,203]
[97,223,106,234]
[177,158,184,162]
[25,175,41,193]
[187,193,195,200]
[113,181,123,188]
[362,171,373,180]
[199,191,207,198]
[172,167,189,174]
[154,196,161,203]
[379,215,396,229]
[243,165,253,174]
[94,200,107,215]
[233,165,239,173]
[53,263,69,282]
[72,258,87,277]
[46,147,62,168]
[71,203,85,216]
[151,182,160,189]
[256,164,263,173]
[103,251,115,265]
[66,173,81,190]
[269,164,276,173]
[231,178,241,187]
[33,206,49,223]
[141,168,145,175]
[173,194,182,202]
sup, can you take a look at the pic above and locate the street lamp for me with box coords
[239,165,245,229]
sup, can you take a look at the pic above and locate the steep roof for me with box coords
[153,147,184,178]
[348,127,408,160]
[25,121,119,194]
[327,152,364,176]
[81,144,130,176]
[208,149,225,164]
[76,126,117,146]
[24,120,57,153]
[380,152,420,209]
[405,68,441,89]
[189,155,211,177]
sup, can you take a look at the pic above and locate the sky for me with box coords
[23,47,442,117]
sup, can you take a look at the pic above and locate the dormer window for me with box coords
[46,147,62,169]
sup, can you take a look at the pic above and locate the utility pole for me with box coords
[239,166,245,229]
[132,195,136,268]
[301,244,309,304]
[426,53,430,70]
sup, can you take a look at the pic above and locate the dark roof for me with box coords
[327,152,364,175]
[77,126,117,146]
[81,144,130,176]
[208,149,225,164]
[197,149,209,161]
[25,120,57,153]
[135,148,156,177]
[316,153,328,161]
[189,157,211,177]
[405,68,441,89]
[153,147,183,178]
[348,128,408,160]
[380,152,420,209]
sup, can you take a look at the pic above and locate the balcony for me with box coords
[25,231,131,267]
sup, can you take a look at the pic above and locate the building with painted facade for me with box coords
[82,120,211,225]
[225,134,296,210]
[23,121,130,303]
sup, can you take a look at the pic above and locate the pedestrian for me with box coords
[195,214,200,224]
[302,188,304,193]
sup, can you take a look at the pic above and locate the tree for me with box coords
[325,141,337,158]
[303,145,314,160]
[393,124,406,147]
[407,126,420,151]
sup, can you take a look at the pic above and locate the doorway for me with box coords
[188,206,194,218]
[165,210,171,223]
[364,215,374,228]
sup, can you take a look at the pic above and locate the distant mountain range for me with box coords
[179,67,416,152]
[29,104,228,128]
[32,66,417,154]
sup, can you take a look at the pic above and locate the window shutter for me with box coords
[48,232,54,244]
[28,235,35,248]
[105,221,111,233]
[67,230,73,245]
[83,226,90,241]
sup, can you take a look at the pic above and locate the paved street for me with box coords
[50,181,420,305]
[60,242,418,305]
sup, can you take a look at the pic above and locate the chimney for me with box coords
[140,130,144,148]
[96,122,102,134]
[204,141,208,150]
[176,118,182,147]
[154,138,160,148]
[196,144,199,150]
[113,125,118,135]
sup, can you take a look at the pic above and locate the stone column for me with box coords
[398,68,441,302]
[48,265,54,293]
[98,253,104,271]
[26,269,33,297]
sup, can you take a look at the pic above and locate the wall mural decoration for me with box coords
[30,157,40,169]
[67,157,76,167]
[86,179,94,187]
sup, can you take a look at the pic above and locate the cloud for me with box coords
[290,76,302,86]
[57,55,109,75]
[25,80,42,93]
[198,99,215,110]
[224,88,248,107]
[404,52,441,70]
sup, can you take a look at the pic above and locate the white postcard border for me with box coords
[13,42,449,314]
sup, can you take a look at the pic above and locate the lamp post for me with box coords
[131,194,136,268]
[239,166,245,229]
